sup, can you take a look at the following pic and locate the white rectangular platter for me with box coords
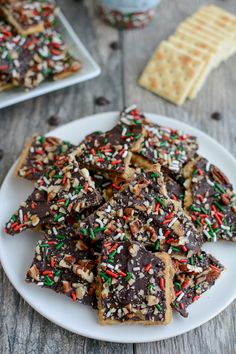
[0,10,101,109]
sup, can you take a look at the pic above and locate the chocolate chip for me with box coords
[109,41,120,50]
[47,115,61,126]
[95,97,110,106]
[211,112,222,121]
[0,149,4,160]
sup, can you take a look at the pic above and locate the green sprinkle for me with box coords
[155,196,166,207]
[38,136,45,143]
[148,284,155,289]
[214,183,225,194]
[172,247,181,252]
[174,281,182,290]
[54,213,63,222]
[54,270,61,276]
[197,255,203,261]
[53,174,63,179]
[11,214,17,222]
[89,228,95,239]
[64,198,70,207]
[189,257,194,265]
[154,240,160,251]
[39,244,49,248]
[80,228,87,236]
[156,304,162,311]
[125,272,132,282]
[109,250,117,258]
[200,207,208,214]
[213,201,225,213]
[94,227,106,233]
[56,235,65,240]
[44,275,54,286]
[150,172,160,179]
[56,242,64,250]
[100,271,108,280]
[193,168,198,175]
[135,133,142,141]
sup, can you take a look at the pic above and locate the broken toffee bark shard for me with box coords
[97,240,174,325]
[79,169,203,255]
[26,224,97,306]
[119,105,198,177]
[16,135,75,181]
[183,155,236,242]
[1,0,57,35]
[5,154,102,236]
[172,250,224,317]
[74,109,144,179]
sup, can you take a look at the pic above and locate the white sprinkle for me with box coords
[94,174,103,180]
[133,267,140,271]
[117,245,123,254]
[125,104,136,113]
[95,218,104,227]
[105,205,111,213]
[107,263,114,269]
[51,227,57,236]
[168,247,172,254]
[58,217,65,222]
[176,291,185,302]
[203,229,212,240]
[205,162,211,172]
[19,209,23,224]
[206,177,214,187]
[221,225,230,230]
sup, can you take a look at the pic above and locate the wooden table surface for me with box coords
[0,0,236,353]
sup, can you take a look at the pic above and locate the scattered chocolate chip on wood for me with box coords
[0,149,4,160]
[211,112,222,121]
[47,115,61,126]
[109,41,120,50]
[95,96,110,106]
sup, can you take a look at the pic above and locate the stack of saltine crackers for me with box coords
[139,5,236,106]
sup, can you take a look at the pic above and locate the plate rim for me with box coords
[0,111,236,343]
[0,10,101,110]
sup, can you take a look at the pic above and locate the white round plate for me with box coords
[0,112,236,343]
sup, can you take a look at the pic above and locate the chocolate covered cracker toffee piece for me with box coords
[5,155,102,235]
[172,251,224,317]
[0,25,81,91]
[79,169,203,255]
[16,135,75,181]
[1,0,57,35]
[120,106,198,176]
[97,240,174,325]
[183,156,236,242]
[26,225,96,306]
[75,111,144,179]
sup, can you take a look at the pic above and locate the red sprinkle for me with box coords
[193,295,200,302]
[210,265,221,272]
[111,159,122,165]
[50,257,55,268]
[197,194,204,202]
[155,202,160,213]
[179,302,185,310]
[159,278,165,290]
[118,271,127,277]
[144,263,152,272]
[108,243,118,253]
[106,269,118,278]
[112,183,121,190]
[181,245,187,252]
[71,291,76,302]
[198,168,203,176]
[182,279,189,289]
